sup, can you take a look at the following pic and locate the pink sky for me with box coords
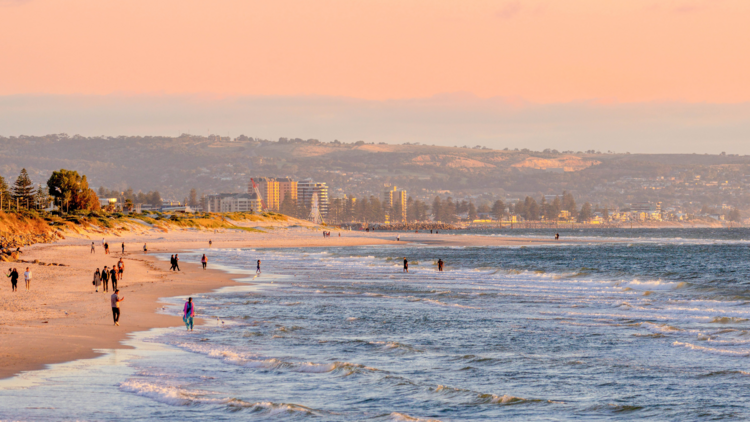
[1,0,748,103]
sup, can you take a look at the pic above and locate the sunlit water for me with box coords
[3,231,750,420]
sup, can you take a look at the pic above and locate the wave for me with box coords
[672,341,750,356]
[389,412,443,422]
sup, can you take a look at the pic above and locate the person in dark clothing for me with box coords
[174,254,181,271]
[403,258,409,273]
[104,242,110,255]
[555,233,560,240]
[437,259,444,272]
[110,267,118,291]
[121,242,125,254]
[111,289,124,326]
[101,266,110,292]
[6,268,19,292]
[256,260,261,274]
[169,255,176,271]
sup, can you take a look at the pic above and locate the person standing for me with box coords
[256,259,261,274]
[174,254,181,271]
[101,266,110,292]
[93,268,101,292]
[111,289,124,326]
[121,242,125,254]
[104,242,110,255]
[6,268,19,292]
[209,240,212,247]
[403,258,409,273]
[143,243,148,254]
[23,267,32,290]
[555,233,560,240]
[201,254,207,270]
[117,258,125,281]
[437,259,444,272]
[183,297,195,331]
[91,242,96,254]
[110,267,118,291]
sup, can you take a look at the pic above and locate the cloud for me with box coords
[0,94,749,154]
[495,1,521,19]
[0,0,32,6]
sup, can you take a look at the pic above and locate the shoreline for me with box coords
[0,228,575,381]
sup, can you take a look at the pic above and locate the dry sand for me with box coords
[0,226,566,380]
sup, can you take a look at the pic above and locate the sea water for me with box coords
[3,229,750,420]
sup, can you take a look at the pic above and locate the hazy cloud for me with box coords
[495,1,521,19]
[0,94,749,154]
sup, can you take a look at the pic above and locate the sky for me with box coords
[1,0,748,153]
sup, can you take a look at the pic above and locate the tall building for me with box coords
[277,177,298,206]
[297,179,329,217]
[206,193,262,213]
[383,185,407,222]
[250,177,280,211]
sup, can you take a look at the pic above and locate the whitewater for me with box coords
[3,230,750,420]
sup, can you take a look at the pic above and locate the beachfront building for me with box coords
[206,193,261,213]
[277,177,298,205]
[382,185,407,223]
[297,179,329,217]
[251,177,280,211]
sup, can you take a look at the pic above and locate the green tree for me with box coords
[13,168,36,208]
[468,202,477,221]
[0,175,10,210]
[34,185,50,210]
[279,195,297,217]
[562,191,577,219]
[491,200,505,220]
[432,197,443,222]
[523,196,539,221]
[578,202,593,222]
[47,169,101,212]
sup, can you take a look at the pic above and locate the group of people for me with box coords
[5,267,31,291]
[169,254,181,271]
[93,258,125,293]
[322,231,337,237]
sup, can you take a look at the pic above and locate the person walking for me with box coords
[23,267,32,290]
[91,242,95,254]
[437,258,444,272]
[143,243,148,254]
[6,268,19,292]
[101,266,110,292]
[201,254,207,270]
[174,254,181,271]
[110,267,118,291]
[121,242,125,254]
[93,268,101,292]
[111,289,124,326]
[256,259,261,274]
[403,258,409,273]
[183,297,195,331]
[104,242,110,255]
[209,239,212,247]
[117,258,125,281]
[169,255,176,271]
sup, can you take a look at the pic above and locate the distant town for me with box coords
[0,135,747,227]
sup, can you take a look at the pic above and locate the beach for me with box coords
[0,227,564,380]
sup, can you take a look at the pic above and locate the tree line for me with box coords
[0,168,100,212]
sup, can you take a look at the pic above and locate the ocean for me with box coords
[2,229,750,421]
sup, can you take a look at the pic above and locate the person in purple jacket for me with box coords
[183,297,195,331]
